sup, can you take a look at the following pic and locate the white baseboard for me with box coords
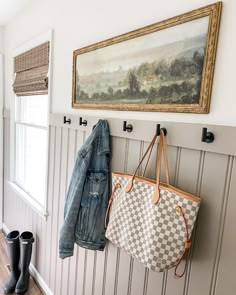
[29,263,53,295]
[2,223,53,295]
[2,223,9,235]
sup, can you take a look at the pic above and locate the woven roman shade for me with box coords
[13,41,49,96]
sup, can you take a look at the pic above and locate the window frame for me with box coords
[14,100,48,207]
[9,30,53,218]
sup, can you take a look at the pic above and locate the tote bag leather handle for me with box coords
[125,134,157,192]
[126,130,170,204]
[153,129,170,204]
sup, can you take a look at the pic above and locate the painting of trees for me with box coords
[75,49,205,105]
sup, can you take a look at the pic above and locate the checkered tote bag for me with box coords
[105,130,201,278]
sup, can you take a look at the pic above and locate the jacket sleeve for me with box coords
[59,150,89,259]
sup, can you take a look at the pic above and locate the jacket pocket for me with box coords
[87,171,107,203]
[76,171,108,240]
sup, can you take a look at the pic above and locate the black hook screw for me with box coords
[79,117,87,126]
[201,127,215,143]
[63,116,71,124]
[156,124,167,136]
[123,121,133,132]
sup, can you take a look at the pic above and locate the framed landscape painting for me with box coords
[72,2,222,113]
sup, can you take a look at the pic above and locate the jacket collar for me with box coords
[94,120,111,155]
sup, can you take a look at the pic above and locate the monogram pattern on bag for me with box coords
[106,174,200,272]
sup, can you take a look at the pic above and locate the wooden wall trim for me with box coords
[49,113,236,156]
[4,109,236,156]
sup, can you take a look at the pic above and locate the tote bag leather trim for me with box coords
[112,173,201,203]
[106,130,201,275]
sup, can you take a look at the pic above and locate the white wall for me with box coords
[0,54,3,227]
[0,26,4,226]
[3,0,236,126]
[0,26,4,54]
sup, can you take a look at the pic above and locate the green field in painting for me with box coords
[76,35,206,105]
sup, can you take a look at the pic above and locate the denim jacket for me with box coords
[59,120,111,259]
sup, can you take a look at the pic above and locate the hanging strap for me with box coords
[125,134,157,192]
[174,206,191,279]
[142,135,157,177]
[126,130,170,205]
[153,129,170,204]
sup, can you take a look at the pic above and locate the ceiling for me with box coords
[0,0,34,26]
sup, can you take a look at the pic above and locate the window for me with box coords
[11,37,51,213]
[14,95,48,207]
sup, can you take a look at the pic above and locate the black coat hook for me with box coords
[79,117,87,126]
[123,121,133,132]
[63,116,71,124]
[202,127,214,143]
[156,124,167,136]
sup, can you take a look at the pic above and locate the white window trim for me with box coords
[9,29,53,218]
[15,121,48,130]
[8,182,48,218]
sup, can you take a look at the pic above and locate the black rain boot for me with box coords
[15,232,34,294]
[4,231,20,294]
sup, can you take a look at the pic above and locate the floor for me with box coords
[0,231,43,295]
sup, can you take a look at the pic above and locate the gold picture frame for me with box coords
[72,2,222,113]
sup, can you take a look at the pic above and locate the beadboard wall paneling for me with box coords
[3,113,236,295]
